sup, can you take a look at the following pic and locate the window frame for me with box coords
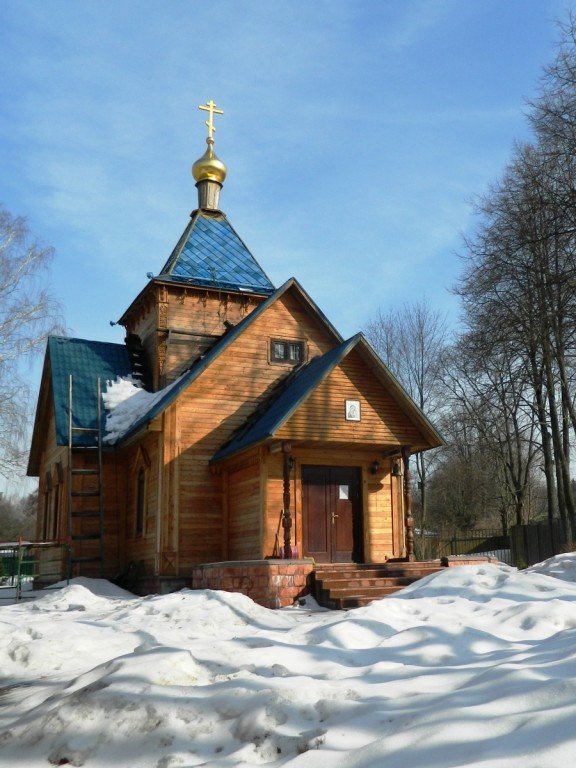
[270,338,305,365]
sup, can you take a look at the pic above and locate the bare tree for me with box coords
[441,331,541,530]
[0,491,37,540]
[364,299,449,532]
[0,206,63,479]
[454,134,576,541]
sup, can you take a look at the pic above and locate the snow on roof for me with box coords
[102,374,184,444]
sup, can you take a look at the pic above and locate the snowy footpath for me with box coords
[2,557,576,767]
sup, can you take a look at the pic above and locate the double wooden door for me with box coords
[302,466,363,563]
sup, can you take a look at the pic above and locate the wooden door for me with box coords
[302,466,362,563]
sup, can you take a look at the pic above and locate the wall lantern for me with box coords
[391,461,402,477]
[370,460,380,475]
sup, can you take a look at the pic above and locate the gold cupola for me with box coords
[192,100,227,210]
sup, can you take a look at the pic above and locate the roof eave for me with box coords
[27,347,53,477]
[211,336,360,464]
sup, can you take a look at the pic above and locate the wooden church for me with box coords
[27,102,444,607]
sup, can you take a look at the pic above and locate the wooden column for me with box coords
[402,447,415,561]
[282,442,293,559]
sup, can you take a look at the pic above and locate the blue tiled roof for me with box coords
[48,336,133,446]
[211,336,362,463]
[158,210,275,294]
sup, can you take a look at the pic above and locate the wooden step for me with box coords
[312,562,446,610]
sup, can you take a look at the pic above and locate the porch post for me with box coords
[282,441,293,559]
[402,447,415,561]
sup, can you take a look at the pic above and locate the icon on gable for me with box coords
[345,399,361,422]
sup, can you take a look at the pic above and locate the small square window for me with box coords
[271,339,304,364]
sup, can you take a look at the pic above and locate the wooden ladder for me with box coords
[67,375,104,576]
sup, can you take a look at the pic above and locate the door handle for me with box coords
[331,513,339,523]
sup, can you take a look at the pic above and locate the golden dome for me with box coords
[192,139,227,185]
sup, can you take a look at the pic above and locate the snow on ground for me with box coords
[2,557,576,766]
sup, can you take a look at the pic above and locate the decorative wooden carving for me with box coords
[282,441,293,559]
[158,301,168,328]
[402,447,415,561]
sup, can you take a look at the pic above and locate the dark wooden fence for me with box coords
[416,522,568,568]
[510,521,566,568]
[416,528,512,564]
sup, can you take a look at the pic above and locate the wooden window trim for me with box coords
[270,338,305,365]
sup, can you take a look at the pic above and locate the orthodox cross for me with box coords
[198,100,224,140]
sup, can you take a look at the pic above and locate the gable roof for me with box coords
[110,278,343,446]
[211,334,445,463]
[28,335,134,475]
[212,336,362,463]
[48,336,133,445]
[157,209,275,295]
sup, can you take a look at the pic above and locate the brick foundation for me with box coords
[191,559,315,609]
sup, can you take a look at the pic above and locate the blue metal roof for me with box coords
[211,336,362,463]
[158,210,275,295]
[48,336,133,446]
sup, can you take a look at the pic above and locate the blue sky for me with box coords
[0,1,572,490]
[0,0,570,342]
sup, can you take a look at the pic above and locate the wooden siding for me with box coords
[162,289,262,385]
[36,409,65,541]
[277,349,425,448]
[263,452,289,558]
[170,289,339,569]
[365,471,396,561]
[227,454,262,560]
[121,434,161,577]
[36,423,127,580]
[264,448,403,563]
[33,281,420,583]
[123,284,267,390]
[123,288,160,389]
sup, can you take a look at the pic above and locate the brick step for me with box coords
[321,584,405,598]
[314,582,407,609]
[313,558,499,609]
[338,595,390,609]
[315,567,442,579]
[314,563,444,574]
[315,575,417,590]
[312,562,446,610]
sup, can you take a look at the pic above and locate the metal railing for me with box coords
[0,542,72,603]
